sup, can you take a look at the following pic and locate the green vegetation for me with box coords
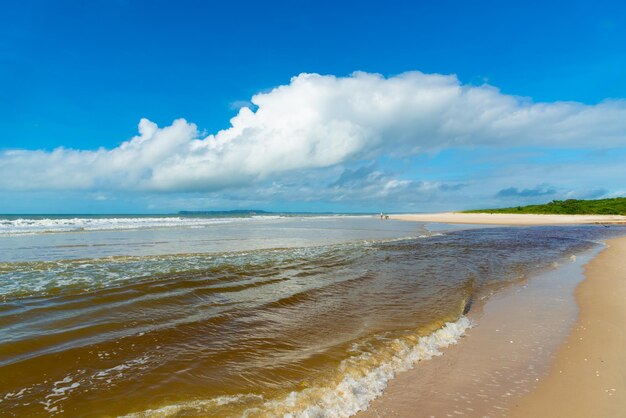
[463,197,626,215]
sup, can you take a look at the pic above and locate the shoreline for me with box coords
[391,212,626,225]
[511,236,626,416]
[357,235,626,417]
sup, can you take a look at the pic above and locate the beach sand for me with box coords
[357,235,626,417]
[391,212,626,225]
[511,236,626,417]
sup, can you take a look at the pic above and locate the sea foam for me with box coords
[0,216,285,235]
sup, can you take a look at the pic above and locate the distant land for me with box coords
[463,197,626,215]
[178,210,271,215]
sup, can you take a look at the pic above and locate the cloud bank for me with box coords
[496,184,557,198]
[1,71,626,193]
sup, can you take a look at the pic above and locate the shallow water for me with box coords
[0,215,623,417]
[358,245,604,418]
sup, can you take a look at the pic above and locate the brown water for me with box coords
[0,216,623,417]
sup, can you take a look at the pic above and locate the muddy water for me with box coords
[0,216,622,417]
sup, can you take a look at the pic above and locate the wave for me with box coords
[0,241,366,301]
[120,316,471,417]
[0,215,291,236]
[3,225,620,417]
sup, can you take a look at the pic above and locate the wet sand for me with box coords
[357,247,600,417]
[357,236,626,417]
[392,212,626,225]
[511,236,626,417]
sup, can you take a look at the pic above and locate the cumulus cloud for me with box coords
[1,71,626,193]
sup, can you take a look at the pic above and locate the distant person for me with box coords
[380,212,384,220]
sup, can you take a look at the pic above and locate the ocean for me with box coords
[0,214,623,417]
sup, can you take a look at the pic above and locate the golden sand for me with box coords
[511,236,626,417]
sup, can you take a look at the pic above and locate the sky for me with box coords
[1,0,625,213]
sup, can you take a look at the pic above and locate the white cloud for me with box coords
[1,71,625,192]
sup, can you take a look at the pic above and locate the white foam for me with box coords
[93,355,150,380]
[0,214,377,236]
[40,376,81,414]
[3,387,29,400]
[0,216,286,236]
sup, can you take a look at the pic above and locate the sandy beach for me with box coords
[511,236,626,417]
[392,212,626,225]
[358,231,626,416]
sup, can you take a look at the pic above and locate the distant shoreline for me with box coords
[391,212,626,225]
[462,197,626,216]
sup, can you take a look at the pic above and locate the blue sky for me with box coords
[1,0,625,213]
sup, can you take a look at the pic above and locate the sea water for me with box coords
[0,214,623,417]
